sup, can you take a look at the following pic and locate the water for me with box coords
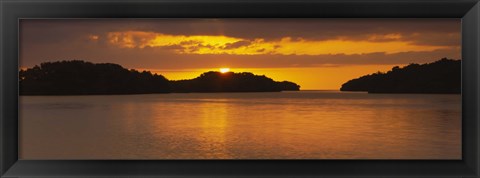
[19,91,461,159]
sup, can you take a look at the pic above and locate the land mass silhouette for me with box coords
[19,60,300,95]
[340,58,461,94]
[172,71,299,93]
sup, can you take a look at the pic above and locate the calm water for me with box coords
[20,91,461,159]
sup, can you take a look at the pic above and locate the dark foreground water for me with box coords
[20,91,461,159]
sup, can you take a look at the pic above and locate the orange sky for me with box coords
[140,65,397,90]
[20,19,461,90]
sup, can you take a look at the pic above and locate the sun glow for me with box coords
[144,65,397,90]
[220,68,230,73]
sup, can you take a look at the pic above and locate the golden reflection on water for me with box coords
[19,92,461,159]
[198,101,229,158]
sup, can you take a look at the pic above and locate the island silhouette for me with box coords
[172,71,299,93]
[20,58,461,95]
[19,60,300,95]
[340,58,461,94]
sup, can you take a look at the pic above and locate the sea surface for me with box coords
[19,91,461,159]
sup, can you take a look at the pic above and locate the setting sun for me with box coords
[19,18,462,160]
[220,68,230,73]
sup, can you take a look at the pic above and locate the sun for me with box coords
[219,68,230,73]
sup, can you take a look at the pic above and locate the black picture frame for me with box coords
[1,0,479,177]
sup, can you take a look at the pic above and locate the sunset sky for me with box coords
[20,19,461,90]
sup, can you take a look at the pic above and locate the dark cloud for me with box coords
[21,18,460,46]
[256,49,266,53]
[139,19,460,43]
[20,19,461,69]
[223,40,252,49]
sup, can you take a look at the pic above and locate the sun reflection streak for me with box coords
[198,99,230,158]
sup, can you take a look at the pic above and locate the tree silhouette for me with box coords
[172,71,300,92]
[20,60,300,95]
[340,58,461,94]
[20,60,171,95]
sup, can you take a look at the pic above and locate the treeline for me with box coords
[20,60,171,95]
[172,71,300,92]
[19,60,300,95]
[340,58,461,94]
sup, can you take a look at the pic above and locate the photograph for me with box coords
[19,18,461,160]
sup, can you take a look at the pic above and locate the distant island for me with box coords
[172,71,299,93]
[340,58,461,94]
[19,60,300,95]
